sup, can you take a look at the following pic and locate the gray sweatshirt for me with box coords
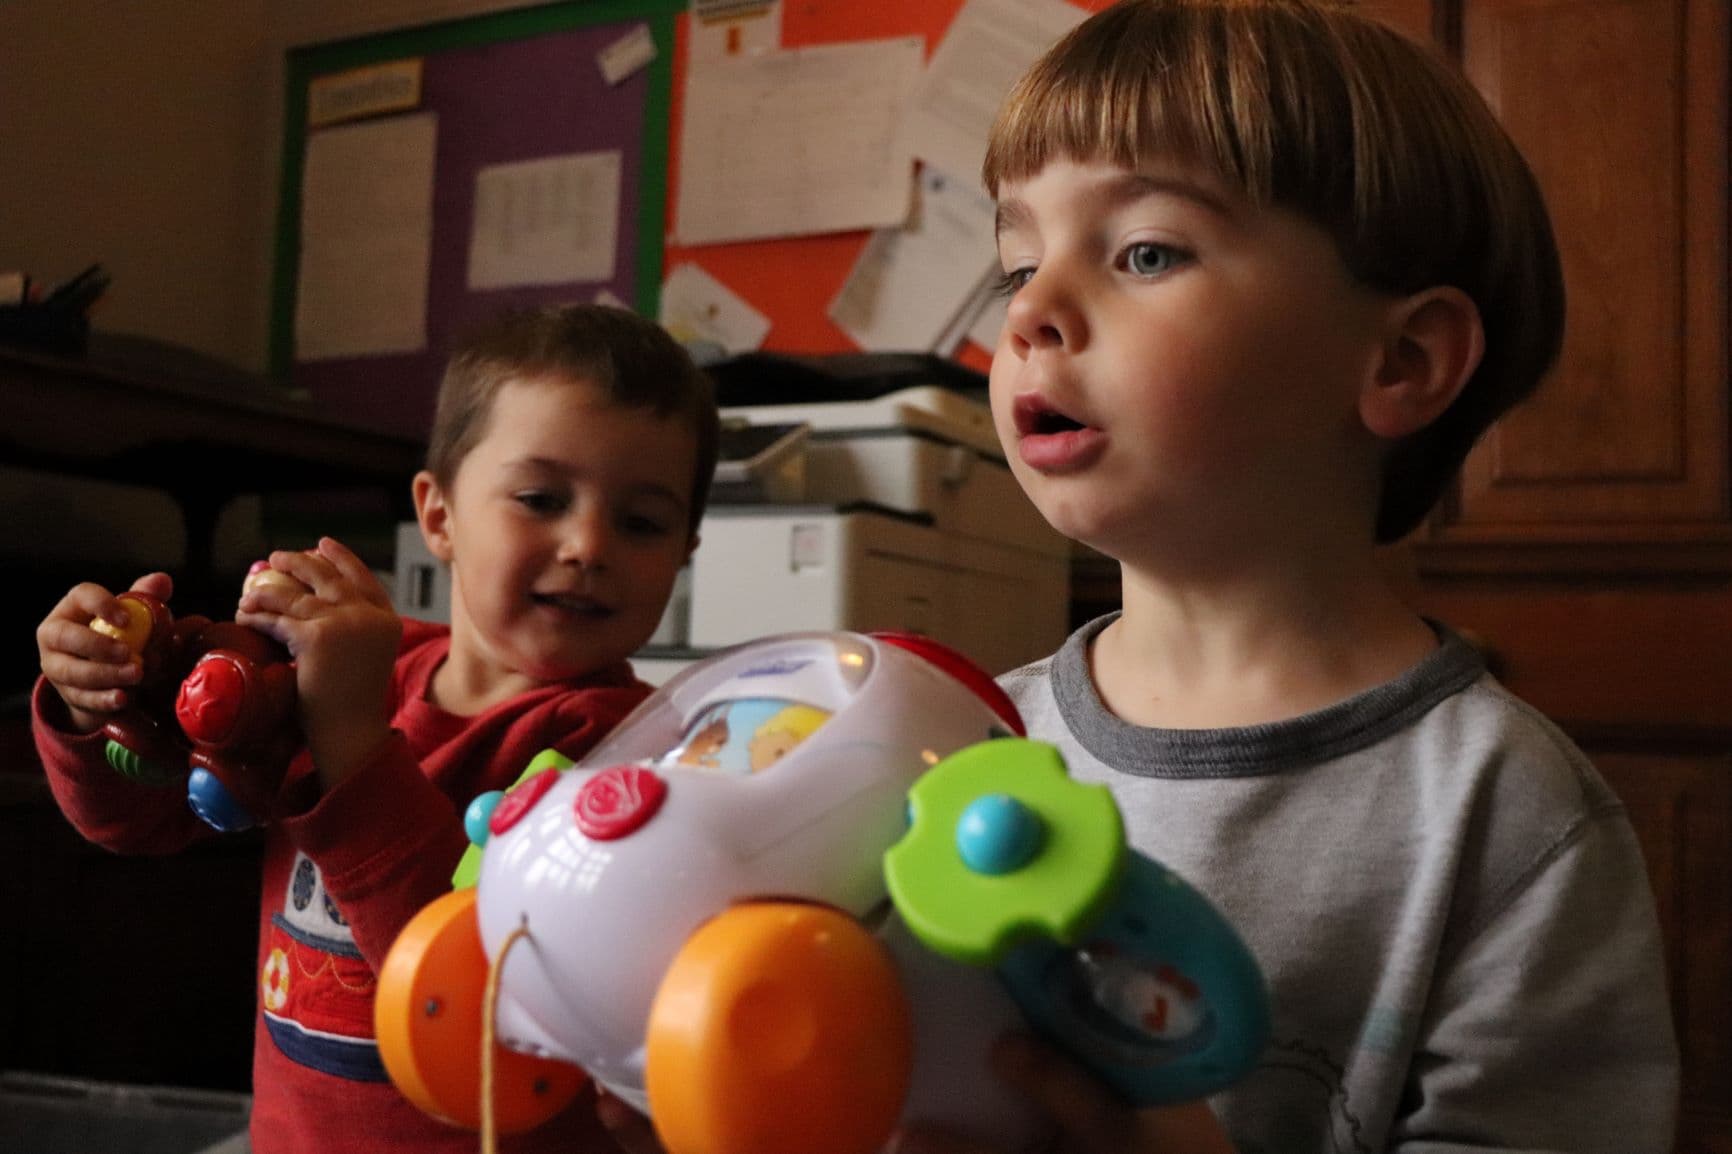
[998,614,1679,1153]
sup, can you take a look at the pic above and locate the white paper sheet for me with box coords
[658,262,771,351]
[966,277,1011,351]
[295,113,437,362]
[307,58,423,128]
[675,36,924,245]
[829,166,999,352]
[689,0,782,62]
[466,151,621,291]
[900,0,1087,190]
[598,23,657,85]
[930,267,989,356]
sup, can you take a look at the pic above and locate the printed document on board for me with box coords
[295,113,436,361]
[900,0,1086,189]
[675,36,924,245]
[467,151,622,291]
[828,166,999,352]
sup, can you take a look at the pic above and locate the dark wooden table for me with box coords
[0,333,425,581]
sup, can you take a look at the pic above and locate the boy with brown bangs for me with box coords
[886,1,1680,1152]
[35,304,719,1154]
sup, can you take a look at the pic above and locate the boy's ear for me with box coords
[1360,286,1486,440]
[411,470,456,563]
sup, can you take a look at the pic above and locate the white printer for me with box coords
[637,353,1072,682]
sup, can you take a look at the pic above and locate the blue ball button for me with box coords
[186,768,256,833]
[464,791,505,847]
[956,793,1045,875]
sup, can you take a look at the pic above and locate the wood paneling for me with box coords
[1357,0,1437,42]
[1438,0,1728,534]
[1402,4,1729,1147]
[1410,577,1732,1153]
[1597,754,1732,1151]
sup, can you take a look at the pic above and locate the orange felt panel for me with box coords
[661,1,1107,359]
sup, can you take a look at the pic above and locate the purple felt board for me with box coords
[294,23,649,440]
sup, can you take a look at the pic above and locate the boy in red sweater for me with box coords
[33,304,719,1154]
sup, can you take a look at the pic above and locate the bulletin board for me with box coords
[270,0,1110,440]
[270,0,684,439]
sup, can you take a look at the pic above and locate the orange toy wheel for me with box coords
[375,888,586,1132]
[646,902,913,1154]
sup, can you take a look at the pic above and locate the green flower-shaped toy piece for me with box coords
[884,738,1125,966]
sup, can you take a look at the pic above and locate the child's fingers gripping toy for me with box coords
[375,631,1271,1154]
[91,562,306,832]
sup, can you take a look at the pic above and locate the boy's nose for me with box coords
[1004,271,1084,354]
[556,508,611,569]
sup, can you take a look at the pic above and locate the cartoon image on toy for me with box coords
[1053,944,1210,1058]
[376,631,1271,1154]
[672,711,730,768]
[92,560,307,832]
[666,698,829,776]
[746,703,827,772]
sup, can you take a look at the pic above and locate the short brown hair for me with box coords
[983,0,1565,542]
[427,305,721,533]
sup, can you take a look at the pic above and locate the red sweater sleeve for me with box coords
[276,729,469,970]
[31,676,213,855]
[277,625,652,972]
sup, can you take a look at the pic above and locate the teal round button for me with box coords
[885,738,1124,966]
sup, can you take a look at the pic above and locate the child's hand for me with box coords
[595,1088,667,1154]
[236,537,402,790]
[892,1034,1237,1154]
[36,572,174,734]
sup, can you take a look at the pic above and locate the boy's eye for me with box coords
[620,512,676,538]
[993,266,1035,297]
[1121,242,1189,278]
[513,490,567,515]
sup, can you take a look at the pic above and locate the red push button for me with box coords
[574,766,667,840]
[176,654,246,743]
[488,768,560,836]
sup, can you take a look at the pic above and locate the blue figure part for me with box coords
[996,852,1271,1105]
[465,790,505,847]
[955,793,1045,875]
[187,767,257,833]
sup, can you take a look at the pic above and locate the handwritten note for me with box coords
[900,0,1086,188]
[466,152,621,291]
[675,37,924,245]
[829,167,999,352]
[295,113,436,361]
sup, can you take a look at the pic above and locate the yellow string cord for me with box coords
[481,918,532,1154]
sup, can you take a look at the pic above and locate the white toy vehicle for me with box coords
[376,632,1267,1154]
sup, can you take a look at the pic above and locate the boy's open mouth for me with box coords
[1010,391,1106,472]
[532,592,613,618]
[1013,394,1088,438]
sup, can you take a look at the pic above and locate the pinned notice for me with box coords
[308,59,423,128]
[295,113,436,361]
[467,151,622,291]
[598,23,657,85]
[675,37,923,245]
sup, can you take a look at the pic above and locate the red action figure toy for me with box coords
[93,562,303,832]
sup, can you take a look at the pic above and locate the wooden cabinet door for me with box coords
[1387,11,1732,1142]
[1433,0,1729,542]
[1356,0,1436,41]
[1406,578,1732,1153]
[1595,751,1732,1154]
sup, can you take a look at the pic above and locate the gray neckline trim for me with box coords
[1049,613,1487,778]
